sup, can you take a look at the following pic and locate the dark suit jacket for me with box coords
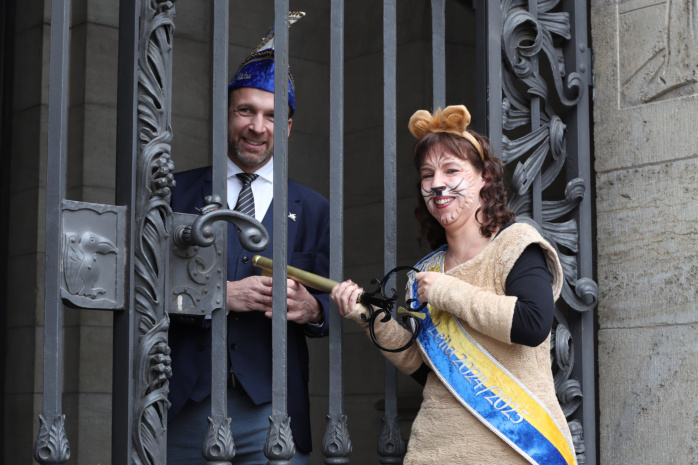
[168,166,330,453]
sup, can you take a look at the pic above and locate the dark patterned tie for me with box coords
[234,173,259,217]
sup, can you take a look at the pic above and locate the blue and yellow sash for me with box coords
[411,248,576,465]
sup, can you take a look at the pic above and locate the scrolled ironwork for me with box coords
[173,195,269,252]
[560,277,598,313]
[500,2,597,463]
[502,0,598,314]
[550,321,583,416]
[358,266,426,353]
[502,0,583,107]
[568,419,586,464]
[132,0,177,463]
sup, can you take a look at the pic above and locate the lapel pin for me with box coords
[288,212,297,221]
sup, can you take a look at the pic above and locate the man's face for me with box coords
[227,87,293,172]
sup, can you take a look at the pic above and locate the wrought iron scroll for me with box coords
[498,1,597,463]
[132,1,176,464]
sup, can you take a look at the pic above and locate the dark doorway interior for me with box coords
[0,0,16,455]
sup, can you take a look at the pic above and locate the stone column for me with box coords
[4,1,52,463]
[592,1,698,463]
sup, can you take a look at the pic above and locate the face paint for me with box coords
[420,149,481,227]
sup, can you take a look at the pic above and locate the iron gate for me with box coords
[35,0,596,464]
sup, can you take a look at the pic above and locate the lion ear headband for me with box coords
[408,105,485,162]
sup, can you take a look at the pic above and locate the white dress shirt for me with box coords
[227,157,274,221]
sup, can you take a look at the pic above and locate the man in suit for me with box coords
[167,19,329,465]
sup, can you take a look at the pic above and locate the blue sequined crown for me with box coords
[228,12,305,117]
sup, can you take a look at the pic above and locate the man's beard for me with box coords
[229,140,273,168]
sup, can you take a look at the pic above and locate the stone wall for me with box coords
[592,0,698,463]
[4,1,50,463]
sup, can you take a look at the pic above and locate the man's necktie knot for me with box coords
[234,173,259,217]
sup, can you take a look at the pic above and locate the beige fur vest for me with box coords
[347,223,575,464]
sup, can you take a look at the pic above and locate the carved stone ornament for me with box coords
[619,0,698,107]
[61,200,126,310]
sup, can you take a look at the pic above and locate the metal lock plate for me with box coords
[168,212,226,316]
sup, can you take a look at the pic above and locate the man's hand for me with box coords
[274,279,323,324]
[227,277,323,325]
[226,276,273,313]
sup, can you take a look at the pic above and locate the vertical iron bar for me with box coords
[379,1,404,463]
[485,1,502,156]
[563,1,596,463]
[323,0,351,460]
[473,1,487,134]
[34,0,71,462]
[527,1,542,221]
[431,0,446,110]
[204,0,234,462]
[267,4,293,464]
[113,0,138,462]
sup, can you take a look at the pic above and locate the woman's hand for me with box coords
[415,271,442,303]
[330,280,363,316]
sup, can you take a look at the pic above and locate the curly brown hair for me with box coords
[413,131,515,250]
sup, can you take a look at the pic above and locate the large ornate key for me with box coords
[252,255,427,353]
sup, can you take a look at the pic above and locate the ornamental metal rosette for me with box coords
[203,415,235,463]
[264,413,296,464]
[132,0,176,463]
[322,413,352,464]
[34,414,71,464]
[377,415,406,464]
[499,1,597,463]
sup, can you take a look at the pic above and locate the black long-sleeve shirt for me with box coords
[411,236,556,385]
[507,244,555,347]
